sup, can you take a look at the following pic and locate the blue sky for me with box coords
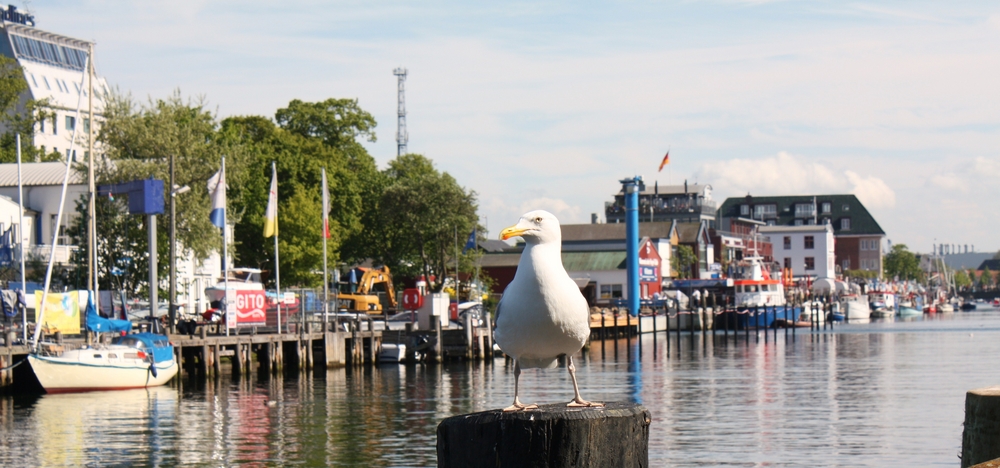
[34,0,1000,254]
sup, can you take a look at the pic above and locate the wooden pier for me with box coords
[1,318,494,393]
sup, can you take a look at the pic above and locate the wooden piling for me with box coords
[963,386,1000,467]
[437,402,650,468]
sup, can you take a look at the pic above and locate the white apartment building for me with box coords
[759,224,835,279]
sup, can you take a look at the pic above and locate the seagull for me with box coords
[494,210,603,412]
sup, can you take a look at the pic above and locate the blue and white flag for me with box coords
[207,167,226,228]
[463,228,476,254]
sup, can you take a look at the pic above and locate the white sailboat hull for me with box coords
[28,350,178,394]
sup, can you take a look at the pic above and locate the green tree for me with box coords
[0,55,56,163]
[981,266,994,290]
[362,154,479,291]
[954,270,972,289]
[222,98,379,287]
[671,245,697,278]
[883,244,921,281]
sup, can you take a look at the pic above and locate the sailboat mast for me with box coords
[16,134,25,343]
[87,42,97,302]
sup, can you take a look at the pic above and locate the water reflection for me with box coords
[2,312,1000,466]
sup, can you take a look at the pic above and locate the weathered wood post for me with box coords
[962,386,1000,467]
[437,402,650,468]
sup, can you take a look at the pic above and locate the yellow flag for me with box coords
[264,165,278,237]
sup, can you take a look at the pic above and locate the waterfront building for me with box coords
[718,194,886,277]
[0,11,221,315]
[758,224,835,279]
[0,7,110,160]
[604,180,716,228]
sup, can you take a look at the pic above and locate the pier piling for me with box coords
[437,402,650,468]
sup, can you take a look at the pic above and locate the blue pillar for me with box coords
[620,176,644,317]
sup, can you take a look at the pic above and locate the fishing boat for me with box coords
[839,294,871,321]
[868,291,896,318]
[898,307,922,318]
[28,296,178,393]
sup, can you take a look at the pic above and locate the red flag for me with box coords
[658,151,670,172]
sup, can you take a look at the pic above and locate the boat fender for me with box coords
[149,363,158,378]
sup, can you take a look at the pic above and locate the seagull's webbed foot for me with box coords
[503,397,538,412]
[567,397,604,408]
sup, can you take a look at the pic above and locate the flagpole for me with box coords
[16,134,25,343]
[272,161,282,335]
[222,156,229,337]
[321,167,329,329]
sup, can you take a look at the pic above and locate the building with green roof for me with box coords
[717,194,886,277]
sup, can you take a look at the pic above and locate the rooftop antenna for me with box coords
[393,67,408,157]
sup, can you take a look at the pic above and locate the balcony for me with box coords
[794,206,817,218]
[606,199,717,222]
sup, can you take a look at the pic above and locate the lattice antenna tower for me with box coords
[393,67,408,157]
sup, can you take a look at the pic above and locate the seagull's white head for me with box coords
[499,210,561,245]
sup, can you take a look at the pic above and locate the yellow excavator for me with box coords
[336,266,397,314]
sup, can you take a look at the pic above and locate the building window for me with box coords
[50,214,70,245]
[783,236,791,250]
[784,257,791,269]
[795,203,816,217]
[39,118,44,133]
[766,219,775,226]
[821,202,831,213]
[840,218,851,231]
[83,118,90,133]
[65,116,75,131]
[42,76,51,90]
[29,74,37,87]
[807,218,815,225]
[754,204,777,219]
[843,204,850,211]
[599,284,623,300]
[822,218,830,225]
[52,115,57,135]
[804,236,814,249]
[740,205,749,216]
[842,259,850,270]
[805,257,815,270]
[795,219,803,226]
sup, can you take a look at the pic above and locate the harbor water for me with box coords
[3,310,1000,466]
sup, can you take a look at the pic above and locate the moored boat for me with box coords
[898,307,922,318]
[28,332,178,393]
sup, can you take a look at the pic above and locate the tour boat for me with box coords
[204,267,265,302]
[725,256,795,328]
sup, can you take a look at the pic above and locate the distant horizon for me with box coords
[29,0,1000,253]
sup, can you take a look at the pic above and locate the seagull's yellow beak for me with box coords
[499,224,528,240]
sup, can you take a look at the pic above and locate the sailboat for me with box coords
[25,44,177,393]
[27,293,177,393]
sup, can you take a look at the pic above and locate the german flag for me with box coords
[658,151,670,172]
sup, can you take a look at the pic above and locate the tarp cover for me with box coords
[85,291,131,333]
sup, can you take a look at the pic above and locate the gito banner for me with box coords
[234,290,267,326]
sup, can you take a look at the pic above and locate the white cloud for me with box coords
[845,171,896,208]
[517,197,582,225]
[695,152,896,209]
[927,174,967,193]
[973,156,1000,177]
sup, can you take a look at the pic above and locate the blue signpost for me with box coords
[620,176,644,317]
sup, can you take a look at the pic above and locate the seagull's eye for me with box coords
[535,217,542,223]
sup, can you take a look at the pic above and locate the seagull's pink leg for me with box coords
[566,355,604,408]
[503,360,538,412]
